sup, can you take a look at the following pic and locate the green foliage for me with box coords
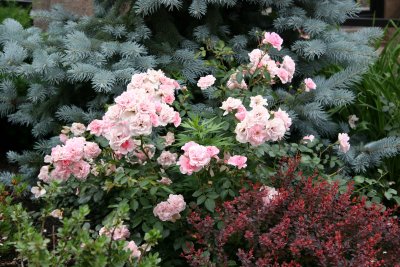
[0,182,162,266]
[337,23,400,193]
[0,1,31,28]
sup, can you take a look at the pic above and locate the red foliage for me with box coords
[182,158,400,267]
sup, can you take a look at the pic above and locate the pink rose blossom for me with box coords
[158,177,173,185]
[227,155,247,169]
[206,146,220,158]
[303,135,315,142]
[197,75,216,90]
[338,133,350,153]
[177,155,198,175]
[38,165,50,182]
[265,118,286,141]
[125,241,141,258]
[87,120,104,136]
[70,123,86,136]
[227,72,248,90]
[99,225,130,240]
[221,97,243,116]
[162,132,175,146]
[59,134,68,144]
[248,49,270,69]
[173,112,181,127]
[277,68,289,84]
[304,78,317,92]
[153,194,186,222]
[250,96,268,108]
[72,160,91,180]
[247,124,268,146]
[261,186,279,205]
[262,32,283,51]
[157,151,178,168]
[178,142,219,175]
[348,115,359,129]
[83,142,101,159]
[31,186,46,198]
[273,108,292,131]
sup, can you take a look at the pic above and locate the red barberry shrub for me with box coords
[182,158,400,267]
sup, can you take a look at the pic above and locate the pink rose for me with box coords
[220,97,243,115]
[162,132,175,146]
[125,241,141,258]
[38,165,50,182]
[173,112,181,127]
[70,123,86,136]
[71,160,91,180]
[158,177,173,185]
[87,119,104,136]
[262,32,283,51]
[277,68,289,84]
[187,144,211,167]
[303,135,315,142]
[304,78,317,92]
[83,142,101,159]
[197,75,216,90]
[261,186,279,205]
[265,118,286,142]
[153,194,186,222]
[206,146,220,158]
[227,155,247,169]
[338,133,350,153]
[157,151,178,168]
[247,124,268,146]
[177,155,199,175]
[273,108,292,131]
[59,134,68,144]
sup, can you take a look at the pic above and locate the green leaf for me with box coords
[207,192,219,199]
[354,176,365,183]
[197,195,206,205]
[384,191,393,200]
[192,190,203,197]
[204,198,215,212]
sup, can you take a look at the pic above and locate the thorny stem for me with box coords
[139,136,152,162]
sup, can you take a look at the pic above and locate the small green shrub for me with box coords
[339,23,400,193]
[0,1,31,28]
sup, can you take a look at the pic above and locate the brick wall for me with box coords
[32,0,94,16]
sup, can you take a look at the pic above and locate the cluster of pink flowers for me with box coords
[87,70,181,155]
[99,224,130,240]
[226,32,294,90]
[153,194,186,222]
[221,95,291,146]
[253,50,295,84]
[177,141,219,175]
[38,137,101,182]
[338,133,350,153]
